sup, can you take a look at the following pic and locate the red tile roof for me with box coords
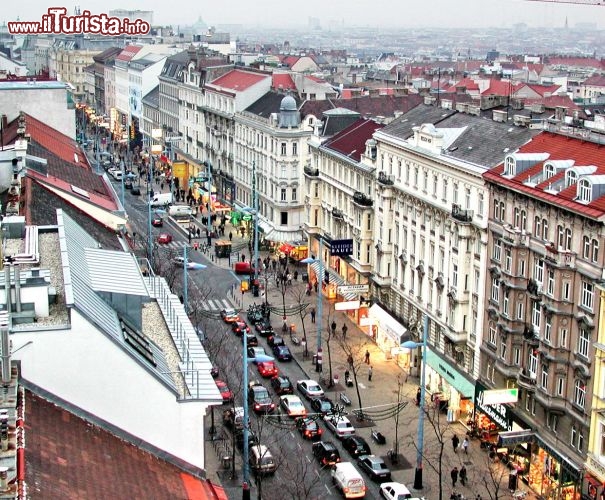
[272,73,296,91]
[282,56,300,68]
[445,77,479,92]
[25,391,225,500]
[484,131,605,219]
[306,75,325,83]
[547,57,603,69]
[209,69,269,91]
[322,118,384,161]
[584,75,605,87]
[482,79,519,96]
[521,83,561,97]
[524,94,581,111]
[116,45,142,62]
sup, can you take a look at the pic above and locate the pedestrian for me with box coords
[310,307,316,323]
[342,324,348,338]
[462,437,469,454]
[331,320,337,334]
[368,365,373,381]
[365,350,370,364]
[347,354,354,367]
[160,182,164,191]
[229,231,233,242]
[459,465,467,486]
[197,228,201,238]
[416,387,421,406]
[451,466,459,487]
[193,241,199,251]
[452,434,460,453]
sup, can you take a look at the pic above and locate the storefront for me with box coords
[424,348,475,423]
[366,304,408,363]
[529,435,582,500]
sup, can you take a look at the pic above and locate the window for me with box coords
[493,199,500,220]
[578,328,590,358]
[541,364,548,390]
[500,338,507,360]
[452,264,458,287]
[491,278,500,302]
[453,183,459,203]
[593,239,600,263]
[549,414,558,433]
[547,268,555,296]
[514,347,521,366]
[488,325,497,345]
[542,219,549,240]
[583,236,591,259]
[291,187,297,201]
[280,188,287,201]
[504,247,512,272]
[442,179,448,200]
[528,350,538,378]
[556,377,564,397]
[581,281,594,311]
[505,156,515,176]
[574,380,586,408]
[514,208,520,228]
[532,301,541,330]
[559,328,568,348]
[519,259,526,277]
[517,302,524,320]
[534,258,544,285]
[544,316,552,344]
[503,290,510,316]
[563,282,571,301]
[292,142,297,156]
[571,427,577,448]
[534,216,541,238]
[465,188,471,209]
[478,193,484,216]
[281,142,286,155]
[578,179,591,202]
[493,239,502,261]
[280,211,288,225]
[433,175,438,195]
[521,210,527,231]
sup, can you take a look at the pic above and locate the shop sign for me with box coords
[330,239,353,257]
[425,348,475,399]
[337,284,369,295]
[497,430,534,447]
[334,300,360,311]
[475,382,512,431]
[482,388,519,405]
[242,214,252,221]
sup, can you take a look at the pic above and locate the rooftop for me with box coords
[209,69,269,92]
[322,118,384,162]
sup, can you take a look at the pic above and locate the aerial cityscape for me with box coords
[0,1,602,499]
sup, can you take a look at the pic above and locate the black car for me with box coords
[242,332,258,347]
[255,319,274,337]
[248,382,275,414]
[312,441,341,467]
[357,455,391,482]
[235,428,259,451]
[311,397,335,416]
[295,417,323,441]
[267,334,285,347]
[247,307,263,324]
[272,345,292,361]
[270,375,294,395]
[342,435,372,458]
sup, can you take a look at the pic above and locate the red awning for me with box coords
[279,243,294,254]
[160,154,169,163]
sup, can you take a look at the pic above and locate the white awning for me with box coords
[265,229,304,243]
[368,304,408,344]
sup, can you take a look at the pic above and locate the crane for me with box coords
[525,0,604,5]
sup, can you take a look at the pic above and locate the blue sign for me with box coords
[330,239,353,257]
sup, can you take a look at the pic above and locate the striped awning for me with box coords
[309,262,357,300]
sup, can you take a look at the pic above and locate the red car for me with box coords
[257,361,278,378]
[232,321,250,336]
[151,216,163,227]
[216,380,233,403]
[157,233,173,244]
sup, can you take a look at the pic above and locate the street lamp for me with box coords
[401,314,429,491]
[301,236,324,372]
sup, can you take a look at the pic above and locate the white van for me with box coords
[331,462,366,498]
[249,444,277,475]
[168,205,193,218]
[149,192,173,207]
[110,169,123,181]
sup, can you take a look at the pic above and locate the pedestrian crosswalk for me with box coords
[160,240,189,251]
[201,298,233,311]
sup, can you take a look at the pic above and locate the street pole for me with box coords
[413,314,429,490]
[242,312,250,498]
[147,154,154,263]
[316,237,323,372]
[95,121,100,174]
[253,160,259,283]
[206,160,213,237]
[183,244,188,314]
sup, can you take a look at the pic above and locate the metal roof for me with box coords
[84,247,149,297]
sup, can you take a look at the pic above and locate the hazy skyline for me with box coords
[3,0,604,30]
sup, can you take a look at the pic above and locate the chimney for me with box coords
[0,115,6,131]
[13,265,20,314]
[0,411,8,452]
[0,329,9,385]
[0,466,7,491]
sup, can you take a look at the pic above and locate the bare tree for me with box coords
[287,285,311,355]
[335,335,369,419]
[273,440,325,499]
[477,445,523,500]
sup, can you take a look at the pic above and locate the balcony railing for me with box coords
[304,165,319,177]
[517,369,537,390]
[544,244,576,268]
[451,203,473,223]
[377,171,395,186]
[352,191,373,207]
[332,208,345,220]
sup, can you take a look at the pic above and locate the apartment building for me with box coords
[92,47,123,116]
[482,131,605,498]
[370,103,536,424]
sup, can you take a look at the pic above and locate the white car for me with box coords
[324,415,355,439]
[279,395,307,417]
[172,256,199,270]
[380,482,424,500]
[296,379,325,400]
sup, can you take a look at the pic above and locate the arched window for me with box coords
[592,239,599,263]
[534,216,541,237]
[544,163,556,179]
[504,156,515,176]
[578,179,591,203]
[583,236,591,259]
[565,170,577,187]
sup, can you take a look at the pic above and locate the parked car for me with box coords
[270,375,293,395]
[331,462,367,499]
[235,428,259,451]
[297,379,325,400]
[342,435,372,458]
[324,415,355,440]
[267,334,285,347]
[157,233,173,244]
[312,440,341,467]
[215,380,233,404]
[257,361,278,378]
[247,346,267,362]
[223,406,245,430]
[255,319,274,337]
[248,382,275,414]
[220,308,240,323]
[379,482,414,500]
[272,344,292,361]
[311,396,335,415]
[242,332,258,347]
[249,444,276,476]
[295,416,323,440]
[357,455,392,483]
[279,395,307,418]
[247,307,263,324]
[232,320,251,336]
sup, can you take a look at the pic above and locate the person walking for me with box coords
[416,387,421,406]
[452,434,460,453]
[459,465,467,486]
[342,324,348,338]
[462,437,469,454]
[310,307,316,323]
[229,231,233,242]
[347,354,354,367]
[368,365,373,381]
[364,350,370,364]
[450,466,459,487]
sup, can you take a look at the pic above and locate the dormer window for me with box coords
[566,170,578,188]
[544,163,556,180]
[578,179,591,203]
[504,156,515,176]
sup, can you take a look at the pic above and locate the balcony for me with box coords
[501,225,529,247]
[303,165,319,177]
[377,172,395,186]
[451,203,473,223]
[533,387,568,413]
[543,244,576,268]
[517,369,537,390]
[332,208,345,220]
[352,191,373,208]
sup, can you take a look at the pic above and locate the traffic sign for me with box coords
[337,284,369,295]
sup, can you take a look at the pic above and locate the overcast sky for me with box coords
[4,0,604,29]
